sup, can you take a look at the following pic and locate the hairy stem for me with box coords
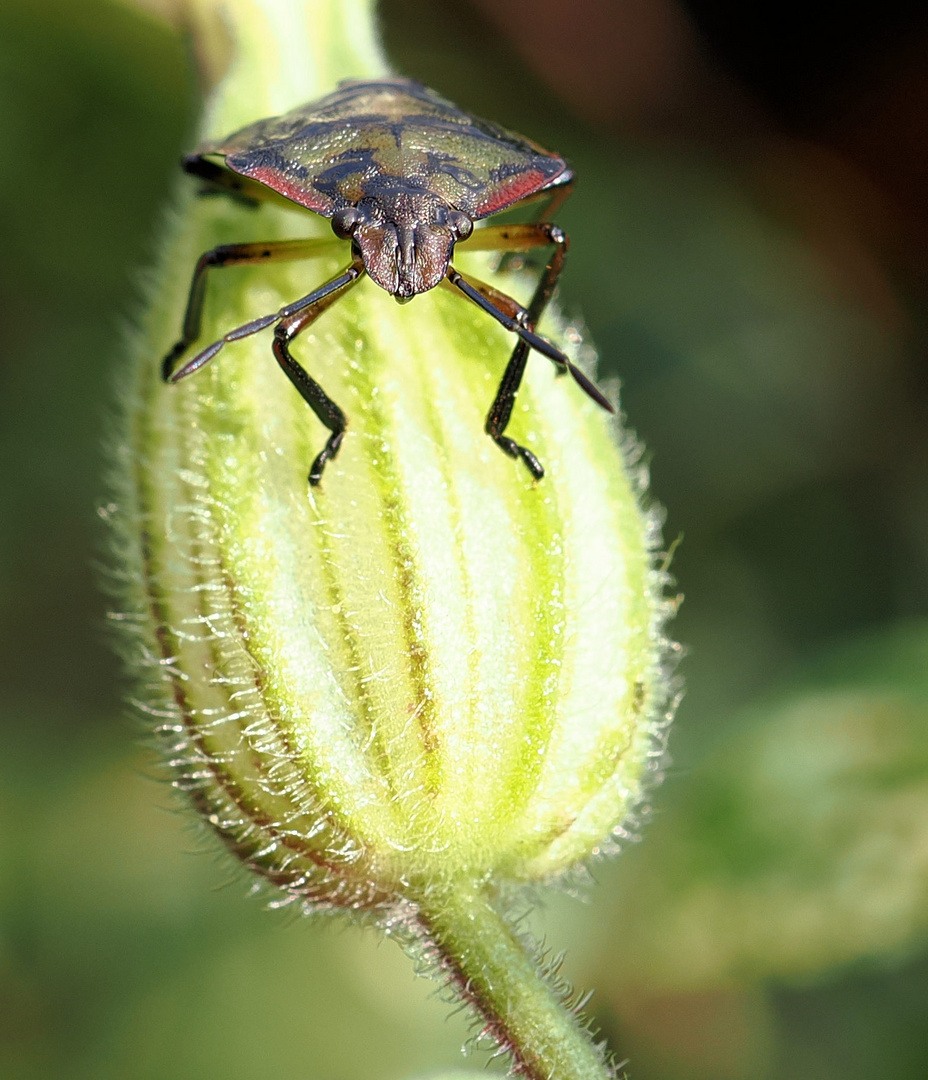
[412,884,614,1080]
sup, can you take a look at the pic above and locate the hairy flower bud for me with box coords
[121,277,673,913]
[115,0,675,923]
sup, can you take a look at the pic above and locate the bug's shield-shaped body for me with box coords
[167,77,606,485]
[196,78,570,298]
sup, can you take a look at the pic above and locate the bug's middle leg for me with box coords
[449,223,611,477]
[271,257,365,485]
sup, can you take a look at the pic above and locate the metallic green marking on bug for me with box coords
[161,77,614,485]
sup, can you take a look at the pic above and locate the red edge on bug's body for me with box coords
[238,163,335,216]
[473,165,566,219]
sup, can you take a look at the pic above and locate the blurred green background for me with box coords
[2,0,927,1076]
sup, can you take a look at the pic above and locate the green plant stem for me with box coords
[413,883,613,1080]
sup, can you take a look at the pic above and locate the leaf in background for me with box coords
[597,621,928,990]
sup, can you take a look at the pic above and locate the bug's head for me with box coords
[332,192,473,301]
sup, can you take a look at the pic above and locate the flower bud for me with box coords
[120,265,673,913]
[115,0,675,919]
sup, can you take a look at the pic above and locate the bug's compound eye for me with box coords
[445,209,473,241]
[332,207,363,239]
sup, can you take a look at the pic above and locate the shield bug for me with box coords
[163,78,613,485]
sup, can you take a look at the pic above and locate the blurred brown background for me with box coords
[1,1,927,1077]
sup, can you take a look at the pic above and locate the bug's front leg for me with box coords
[271,257,365,485]
[161,237,343,380]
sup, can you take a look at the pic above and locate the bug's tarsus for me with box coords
[494,435,545,480]
[309,431,345,486]
[162,340,188,382]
